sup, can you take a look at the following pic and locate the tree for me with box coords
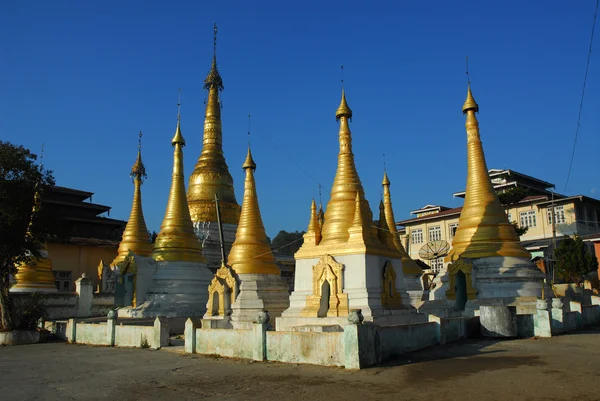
[554,235,598,285]
[498,187,528,206]
[511,221,529,237]
[0,141,56,330]
[270,230,305,256]
[149,231,158,244]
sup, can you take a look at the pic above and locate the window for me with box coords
[53,271,72,292]
[507,212,513,222]
[449,223,459,238]
[520,210,537,228]
[430,258,444,273]
[428,226,442,241]
[411,229,423,244]
[547,206,566,225]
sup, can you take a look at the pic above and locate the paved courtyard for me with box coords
[1,327,600,401]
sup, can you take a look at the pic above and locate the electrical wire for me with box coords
[564,0,599,192]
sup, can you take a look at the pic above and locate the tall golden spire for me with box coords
[319,89,378,245]
[187,23,240,225]
[303,199,322,246]
[446,84,530,261]
[382,171,422,274]
[377,199,395,248]
[111,132,152,266]
[153,98,206,263]
[227,147,280,275]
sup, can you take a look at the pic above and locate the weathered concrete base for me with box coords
[129,260,213,318]
[230,274,290,330]
[276,309,426,332]
[0,330,41,345]
[67,315,169,349]
[187,314,476,369]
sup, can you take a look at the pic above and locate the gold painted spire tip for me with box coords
[131,131,147,179]
[204,23,224,91]
[463,84,479,114]
[242,146,256,170]
[382,171,390,186]
[336,88,353,120]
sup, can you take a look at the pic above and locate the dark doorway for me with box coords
[211,291,220,316]
[318,280,331,317]
[455,270,467,311]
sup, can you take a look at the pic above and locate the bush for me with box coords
[11,292,48,330]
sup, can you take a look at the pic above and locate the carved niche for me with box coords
[445,258,477,300]
[380,260,402,309]
[205,264,239,317]
[301,254,349,317]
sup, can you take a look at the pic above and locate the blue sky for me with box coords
[2,1,599,238]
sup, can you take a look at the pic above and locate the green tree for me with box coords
[511,221,529,237]
[0,142,56,330]
[554,235,598,285]
[270,230,305,256]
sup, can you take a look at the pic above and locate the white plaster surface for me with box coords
[282,253,411,321]
[230,274,290,330]
[132,260,213,318]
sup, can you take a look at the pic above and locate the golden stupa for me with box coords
[187,24,240,225]
[445,84,530,261]
[382,171,422,274]
[296,90,399,258]
[12,184,57,293]
[152,111,206,263]
[227,148,280,275]
[111,132,152,266]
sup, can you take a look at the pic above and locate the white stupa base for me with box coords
[279,253,422,330]
[230,274,290,330]
[425,256,549,316]
[404,273,426,306]
[131,260,213,318]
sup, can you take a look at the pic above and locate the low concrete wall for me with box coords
[379,322,438,359]
[583,305,600,326]
[266,331,345,367]
[185,315,478,369]
[68,316,169,349]
[195,328,254,359]
[115,325,156,348]
[75,322,110,345]
[91,295,115,317]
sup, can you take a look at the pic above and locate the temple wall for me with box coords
[195,328,254,359]
[266,331,345,367]
[67,317,169,349]
[46,242,118,290]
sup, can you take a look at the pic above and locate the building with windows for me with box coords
[43,186,126,291]
[398,169,600,269]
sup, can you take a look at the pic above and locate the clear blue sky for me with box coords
[2,1,599,238]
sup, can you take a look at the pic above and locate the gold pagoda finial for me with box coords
[446,77,530,261]
[463,57,479,113]
[130,131,147,179]
[382,170,422,273]
[242,146,256,171]
[153,101,206,263]
[227,150,280,274]
[187,25,240,226]
[204,23,224,91]
[112,132,152,266]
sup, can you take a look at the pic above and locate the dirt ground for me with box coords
[1,327,600,401]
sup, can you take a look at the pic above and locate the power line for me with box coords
[564,0,599,192]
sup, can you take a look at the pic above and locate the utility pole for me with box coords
[214,193,226,265]
[550,188,557,284]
